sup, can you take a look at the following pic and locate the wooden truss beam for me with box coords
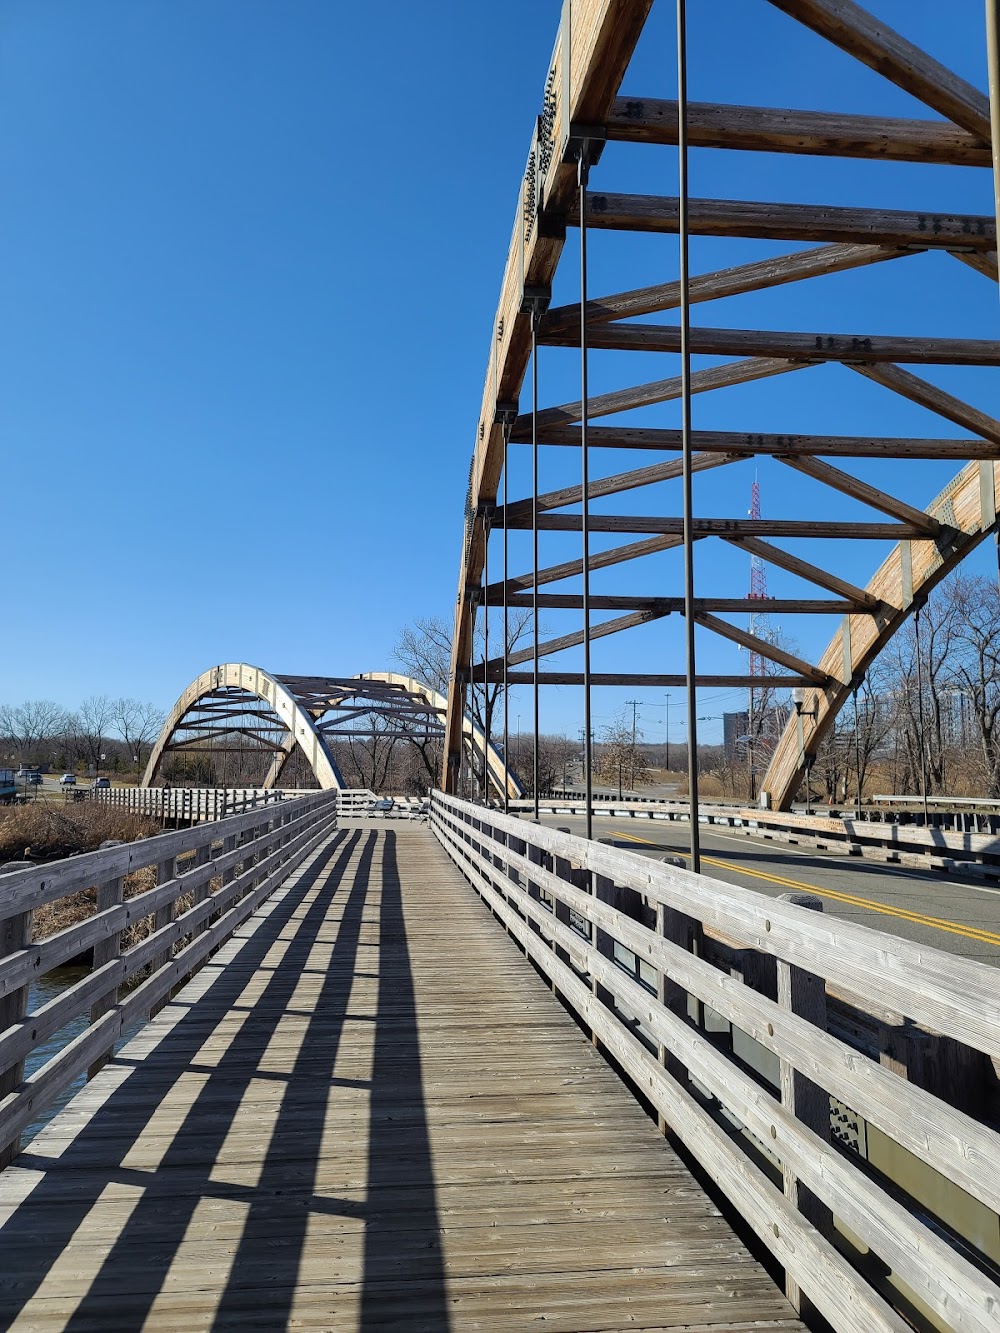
[479,608,667,674]
[692,612,830,684]
[499,453,728,524]
[849,364,1000,446]
[482,535,689,601]
[533,424,1000,459]
[721,535,881,607]
[511,357,803,437]
[606,97,992,165]
[575,193,995,252]
[542,320,1000,367]
[542,243,908,336]
[775,456,942,534]
[493,594,862,614]
[955,252,999,281]
[764,0,992,140]
[501,514,923,539]
[497,672,815,687]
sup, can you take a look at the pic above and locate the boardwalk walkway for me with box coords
[0,824,803,1331]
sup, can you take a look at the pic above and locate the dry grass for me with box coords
[0,805,160,863]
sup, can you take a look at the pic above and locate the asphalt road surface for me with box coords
[537,810,1000,968]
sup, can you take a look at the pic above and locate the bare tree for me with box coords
[394,617,453,696]
[114,698,166,782]
[947,574,1000,795]
[594,710,650,798]
[394,610,531,797]
[885,589,955,796]
[0,700,70,766]
[69,695,116,775]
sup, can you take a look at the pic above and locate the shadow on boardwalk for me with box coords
[0,828,449,1330]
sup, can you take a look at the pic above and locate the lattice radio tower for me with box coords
[747,474,771,676]
[746,475,774,797]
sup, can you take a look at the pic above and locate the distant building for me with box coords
[723,705,791,763]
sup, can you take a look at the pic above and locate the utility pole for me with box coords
[625,699,643,791]
[664,692,671,772]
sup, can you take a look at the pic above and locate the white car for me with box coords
[59,773,77,786]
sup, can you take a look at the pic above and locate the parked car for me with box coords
[22,772,43,785]
[59,773,77,785]
[92,777,111,789]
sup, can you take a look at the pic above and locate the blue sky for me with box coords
[1,1,996,748]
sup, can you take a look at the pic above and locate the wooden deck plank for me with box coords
[0,825,802,1331]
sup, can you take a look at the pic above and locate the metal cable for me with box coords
[914,605,930,824]
[483,512,490,803]
[677,0,701,871]
[532,308,541,819]
[503,423,510,814]
[580,151,594,843]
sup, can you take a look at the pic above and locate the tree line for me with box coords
[0,697,165,780]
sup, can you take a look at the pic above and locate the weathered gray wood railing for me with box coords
[431,791,1000,1333]
[0,790,337,1169]
[92,786,287,823]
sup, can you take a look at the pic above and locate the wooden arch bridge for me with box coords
[442,0,1000,817]
[3,3,1000,1330]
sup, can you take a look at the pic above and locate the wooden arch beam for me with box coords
[762,459,1000,808]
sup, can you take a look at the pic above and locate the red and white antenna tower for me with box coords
[747,474,771,677]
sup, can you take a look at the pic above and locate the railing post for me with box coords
[88,841,126,1078]
[526,838,544,936]
[150,854,177,1013]
[591,873,617,1045]
[190,842,212,937]
[0,866,33,1170]
[656,891,702,1122]
[550,847,575,980]
[776,892,831,1317]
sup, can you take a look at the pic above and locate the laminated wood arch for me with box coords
[762,458,1000,809]
[143,664,345,790]
[144,664,521,797]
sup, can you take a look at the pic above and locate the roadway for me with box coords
[536,810,1000,968]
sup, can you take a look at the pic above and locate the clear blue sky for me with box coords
[2,2,996,747]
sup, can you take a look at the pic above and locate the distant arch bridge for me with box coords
[143,663,520,797]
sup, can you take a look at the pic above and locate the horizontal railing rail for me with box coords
[430,791,1000,1333]
[91,786,288,822]
[0,790,338,1168]
[515,795,1000,875]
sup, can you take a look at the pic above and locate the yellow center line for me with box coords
[612,830,1000,950]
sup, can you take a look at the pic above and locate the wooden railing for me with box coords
[430,792,1000,1333]
[92,786,287,822]
[334,790,429,818]
[0,790,338,1169]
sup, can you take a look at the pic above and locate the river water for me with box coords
[21,969,147,1149]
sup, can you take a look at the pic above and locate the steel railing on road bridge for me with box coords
[430,791,1000,1332]
[521,794,1000,879]
[0,790,338,1169]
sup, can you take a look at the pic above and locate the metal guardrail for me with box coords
[0,791,338,1169]
[430,792,1000,1333]
[517,796,1000,877]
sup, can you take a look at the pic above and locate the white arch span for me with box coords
[143,663,521,798]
